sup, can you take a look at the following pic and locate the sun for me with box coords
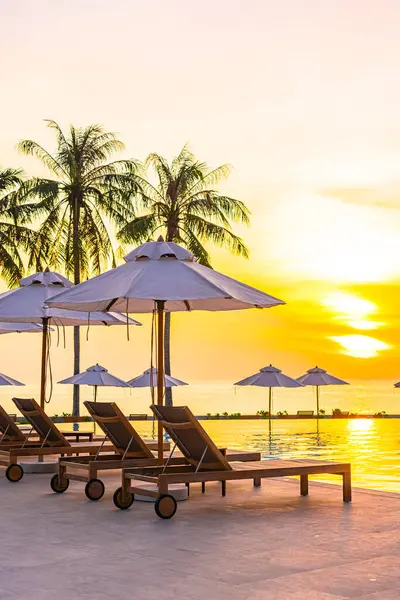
[330,335,390,358]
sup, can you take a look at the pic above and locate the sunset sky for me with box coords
[1,0,400,389]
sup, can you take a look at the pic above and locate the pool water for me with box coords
[65,418,400,494]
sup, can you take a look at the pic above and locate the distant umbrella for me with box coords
[127,367,188,389]
[0,372,24,386]
[394,381,400,388]
[0,323,45,334]
[235,364,303,418]
[297,366,348,415]
[58,363,130,402]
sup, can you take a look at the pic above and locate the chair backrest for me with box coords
[151,405,232,472]
[12,398,70,447]
[84,401,154,458]
[0,404,26,442]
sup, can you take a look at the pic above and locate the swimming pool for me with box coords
[61,417,399,493]
[132,418,400,493]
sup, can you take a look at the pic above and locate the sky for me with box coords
[1,0,400,389]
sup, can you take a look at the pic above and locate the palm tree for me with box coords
[19,121,138,415]
[0,167,39,287]
[118,145,250,405]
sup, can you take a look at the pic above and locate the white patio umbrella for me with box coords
[0,323,44,334]
[0,269,141,409]
[58,364,130,402]
[47,238,285,459]
[127,367,188,389]
[235,364,304,418]
[0,372,24,386]
[296,366,349,415]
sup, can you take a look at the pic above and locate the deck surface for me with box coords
[0,467,399,599]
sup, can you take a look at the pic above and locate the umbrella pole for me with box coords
[316,386,320,417]
[94,386,97,403]
[40,317,49,411]
[156,301,165,462]
[268,387,272,420]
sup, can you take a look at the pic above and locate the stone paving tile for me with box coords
[249,556,400,598]
[356,589,400,599]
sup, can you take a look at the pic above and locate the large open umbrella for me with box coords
[47,238,285,459]
[297,366,349,415]
[0,269,141,409]
[58,363,130,402]
[127,367,188,389]
[235,364,303,418]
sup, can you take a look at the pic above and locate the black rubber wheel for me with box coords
[85,478,105,501]
[6,464,23,482]
[113,487,134,510]
[154,494,177,519]
[50,473,69,494]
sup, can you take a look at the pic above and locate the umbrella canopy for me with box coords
[296,366,349,415]
[59,364,130,402]
[394,381,400,388]
[235,364,303,416]
[235,364,303,388]
[0,269,141,408]
[0,372,24,386]
[0,322,45,334]
[127,367,188,388]
[47,238,285,459]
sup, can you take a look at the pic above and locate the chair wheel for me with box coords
[85,478,105,501]
[113,487,134,510]
[6,464,23,482]
[50,473,69,493]
[154,494,177,519]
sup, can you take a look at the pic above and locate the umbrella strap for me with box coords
[45,327,53,404]
[86,312,91,341]
[126,300,130,341]
[56,324,60,347]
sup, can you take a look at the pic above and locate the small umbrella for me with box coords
[0,372,24,386]
[127,367,188,389]
[297,366,349,415]
[0,323,45,334]
[0,269,141,409]
[58,363,130,402]
[235,364,303,417]
[394,381,400,388]
[48,237,285,460]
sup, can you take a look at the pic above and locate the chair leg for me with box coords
[300,474,309,496]
[185,482,190,496]
[343,470,352,502]
[221,481,226,497]
[201,482,206,494]
[253,478,261,488]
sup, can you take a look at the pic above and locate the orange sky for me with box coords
[1,0,400,387]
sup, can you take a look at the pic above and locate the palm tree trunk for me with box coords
[72,198,80,416]
[164,311,173,407]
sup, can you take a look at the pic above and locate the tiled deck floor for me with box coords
[0,470,399,599]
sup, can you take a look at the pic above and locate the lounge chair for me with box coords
[114,405,352,519]
[51,401,171,500]
[0,398,115,483]
[297,410,314,417]
[53,401,261,501]
[0,405,26,443]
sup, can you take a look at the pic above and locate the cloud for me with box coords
[321,187,400,210]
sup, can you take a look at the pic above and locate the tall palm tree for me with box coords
[118,145,250,405]
[19,121,138,415]
[0,167,39,287]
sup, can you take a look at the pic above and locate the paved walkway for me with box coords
[0,471,399,599]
